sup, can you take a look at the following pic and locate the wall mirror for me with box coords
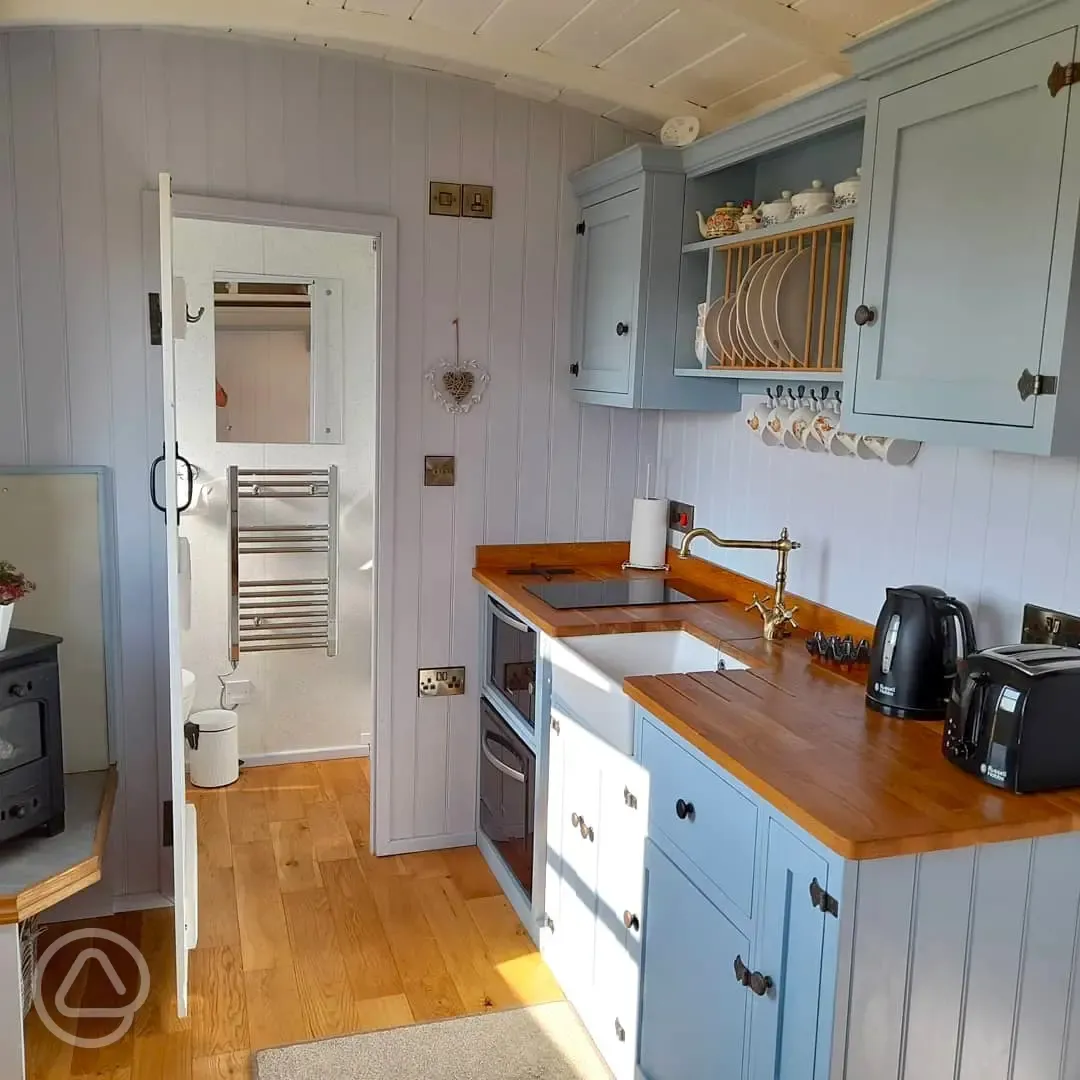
[213,274,344,445]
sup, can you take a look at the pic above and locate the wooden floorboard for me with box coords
[25,758,562,1078]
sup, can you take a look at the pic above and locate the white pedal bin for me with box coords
[187,709,240,788]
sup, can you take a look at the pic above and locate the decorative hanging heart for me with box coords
[442,369,475,404]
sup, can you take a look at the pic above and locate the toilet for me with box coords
[181,668,196,721]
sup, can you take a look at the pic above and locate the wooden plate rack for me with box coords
[702,217,853,373]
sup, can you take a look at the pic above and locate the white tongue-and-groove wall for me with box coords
[658,413,1080,647]
[0,27,656,902]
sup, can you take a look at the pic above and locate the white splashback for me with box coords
[0,28,654,898]
[658,412,1080,646]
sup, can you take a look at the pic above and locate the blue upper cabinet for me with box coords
[844,4,1080,454]
[570,146,741,411]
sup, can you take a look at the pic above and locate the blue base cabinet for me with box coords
[638,842,751,1080]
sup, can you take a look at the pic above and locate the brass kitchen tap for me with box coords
[677,526,801,640]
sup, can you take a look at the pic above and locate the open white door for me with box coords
[156,173,194,1019]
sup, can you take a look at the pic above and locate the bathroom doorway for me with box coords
[150,187,397,1015]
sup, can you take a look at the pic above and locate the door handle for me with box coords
[616,321,630,337]
[853,304,877,327]
[149,445,166,515]
[177,448,195,515]
[481,734,526,783]
[734,955,773,996]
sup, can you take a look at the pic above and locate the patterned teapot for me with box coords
[696,203,741,239]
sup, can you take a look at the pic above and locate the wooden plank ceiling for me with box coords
[0,0,936,134]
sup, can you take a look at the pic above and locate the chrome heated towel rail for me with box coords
[228,466,339,661]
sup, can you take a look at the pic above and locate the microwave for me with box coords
[485,597,537,732]
[0,630,66,842]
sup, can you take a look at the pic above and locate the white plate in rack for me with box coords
[759,249,801,363]
[775,249,813,366]
[744,251,785,364]
[734,253,777,366]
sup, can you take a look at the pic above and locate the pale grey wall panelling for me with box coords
[10,31,69,466]
[482,91,528,547]
[957,842,1034,1080]
[206,38,248,197]
[0,37,27,465]
[446,80,496,840]
[54,30,111,468]
[547,109,592,543]
[842,855,915,1078]
[1011,834,1080,1079]
[387,69,427,844]
[415,76,460,840]
[516,104,561,543]
[0,28,647,884]
[899,848,975,1080]
[658,411,1080,639]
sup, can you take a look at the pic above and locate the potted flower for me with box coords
[0,561,35,650]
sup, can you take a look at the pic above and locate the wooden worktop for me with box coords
[475,543,1080,861]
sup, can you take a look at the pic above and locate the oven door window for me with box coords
[0,702,45,771]
[488,601,536,729]
[479,701,534,899]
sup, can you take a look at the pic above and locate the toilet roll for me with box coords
[627,497,670,570]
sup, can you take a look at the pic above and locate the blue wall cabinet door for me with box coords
[639,842,750,1080]
[592,750,649,1079]
[748,819,830,1080]
[572,189,643,396]
[846,26,1080,450]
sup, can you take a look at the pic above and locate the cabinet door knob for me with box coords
[616,321,630,337]
[571,812,580,828]
[853,304,877,327]
[569,363,580,377]
[734,955,773,996]
[623,910,640,931]
[675,798,695,821]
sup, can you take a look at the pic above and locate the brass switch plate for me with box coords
[419,667,465,697]
[429,181,462,217]
[462,184,494,219]
[424,455,455,487]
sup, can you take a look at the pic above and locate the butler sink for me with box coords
[549,631,747,755]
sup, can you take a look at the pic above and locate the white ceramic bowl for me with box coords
[791,180,834,219]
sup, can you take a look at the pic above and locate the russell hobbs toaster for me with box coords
[943,644,1080,793]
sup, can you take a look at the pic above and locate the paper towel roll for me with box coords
[628,497,669,569]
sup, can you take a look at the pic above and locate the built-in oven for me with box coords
[479,697,535,901]
[485,596,536,732]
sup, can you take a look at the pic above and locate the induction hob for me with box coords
[524,578,723,609]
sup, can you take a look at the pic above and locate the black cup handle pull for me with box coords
[149,446,166,515]
[177,446,195,516]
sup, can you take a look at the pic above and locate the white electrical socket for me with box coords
[222,679,253,707]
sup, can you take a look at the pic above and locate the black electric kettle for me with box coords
[866,585,977,719]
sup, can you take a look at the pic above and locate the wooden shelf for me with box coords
[682,210,856,254]
[677,367,843,385]
[0,769,116,924]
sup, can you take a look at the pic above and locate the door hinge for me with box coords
[1049,61,1080,97]
[809,877,838,917]
[576,221,586,235]
[162,799,173,848]
[148,292,162,346]
[1018,368,1058,401]
[551,717,560,735]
